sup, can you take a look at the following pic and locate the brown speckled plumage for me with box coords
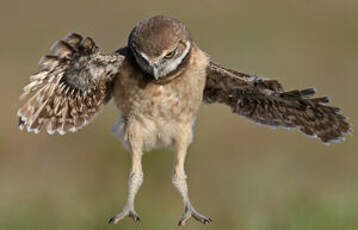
[16,15,351,226]
[18,33,123,135]
[204,61,351,143]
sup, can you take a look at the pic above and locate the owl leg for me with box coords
[108,141,143,224]
[172,137,212,226]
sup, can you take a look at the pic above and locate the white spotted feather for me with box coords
[17,33,124,135]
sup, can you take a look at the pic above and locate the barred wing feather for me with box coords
[204,62,351,143]
[17,33,124,135]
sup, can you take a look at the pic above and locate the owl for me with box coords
[17,15,351,226]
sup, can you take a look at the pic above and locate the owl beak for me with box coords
[152,66,160,80]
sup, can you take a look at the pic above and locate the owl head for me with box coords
[128,15,192,80]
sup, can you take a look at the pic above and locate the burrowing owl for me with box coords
[17,15,351,226]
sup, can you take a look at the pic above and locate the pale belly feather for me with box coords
[112,111,195,152]
[112,84,197,152]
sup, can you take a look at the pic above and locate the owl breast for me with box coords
[112,46,209,152]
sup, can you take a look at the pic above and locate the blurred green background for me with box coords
[0,0,357,229]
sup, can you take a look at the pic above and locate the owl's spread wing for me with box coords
[17,33,125,135]
[204,61,351,143]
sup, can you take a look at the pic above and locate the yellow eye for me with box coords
[164,49,176,59]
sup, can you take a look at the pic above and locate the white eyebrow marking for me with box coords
[139,51,150,62]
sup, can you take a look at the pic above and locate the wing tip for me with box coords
[64,33,83,47]
[50,40,75,59]
[322,136,347,146]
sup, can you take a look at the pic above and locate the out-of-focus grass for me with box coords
[0,0,357,229]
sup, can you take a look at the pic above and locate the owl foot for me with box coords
[178,205,212,226]
[108,208,141,224]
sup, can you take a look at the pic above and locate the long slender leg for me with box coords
[172,132,212,226]
[109,138,144,224]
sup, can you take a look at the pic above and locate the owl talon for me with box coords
[129,211,141,223]
[108,209,141,224]
[178,206,212,226]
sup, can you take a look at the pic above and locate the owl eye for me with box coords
[164,49,176,59]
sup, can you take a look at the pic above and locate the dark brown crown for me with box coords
[128,15,191,58]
